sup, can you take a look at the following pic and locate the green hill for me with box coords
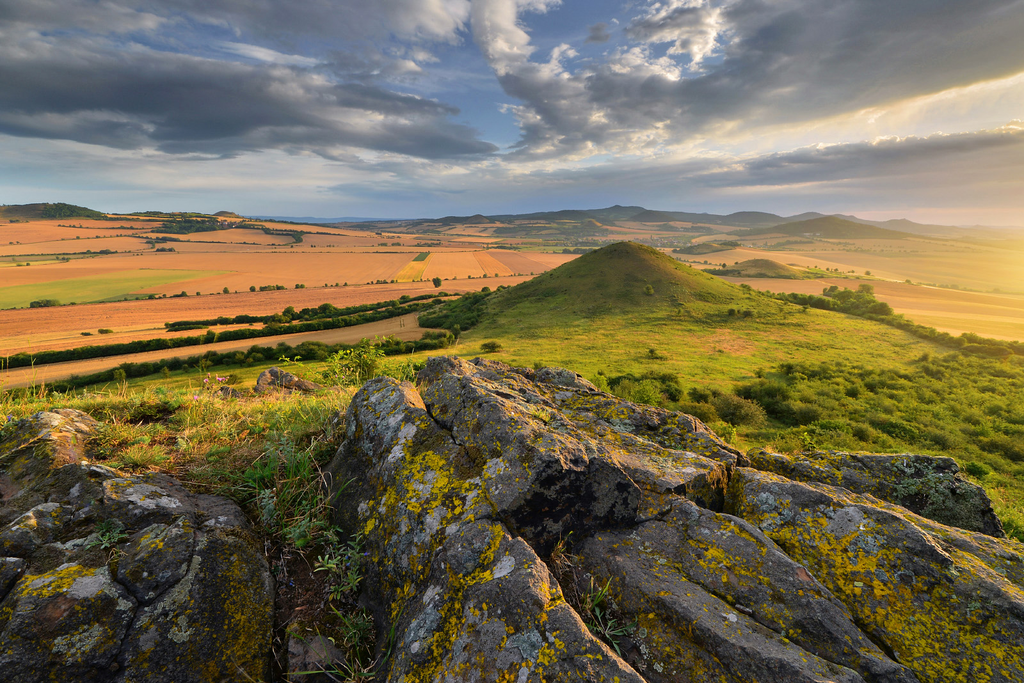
[0,202,105,221]
[708,259,809,278]
[491,242,738,315]
[745,216,911,240]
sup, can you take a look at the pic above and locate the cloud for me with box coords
[625,0,727,67]
[0,33,496,159]
[586,22,611,44]
[0,0,496,159]
[472,0,1024,160]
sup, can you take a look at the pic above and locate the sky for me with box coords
[1,0,1023,224]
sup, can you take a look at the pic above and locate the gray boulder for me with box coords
[326,357,1023,683]
[0,409,273,682]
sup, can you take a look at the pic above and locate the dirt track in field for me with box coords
[1,314,424,389]
[0,277,532,355]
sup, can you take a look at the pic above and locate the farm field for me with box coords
[690,238,1024,293]
[0,277,530,355]
[0,268,228,309]
[0,236,151,256]
[0,313,424,389]
[724,277,1024,341]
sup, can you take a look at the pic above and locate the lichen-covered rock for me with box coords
[0,409,100,502]
[0,410,275,683]
[727,467,1024,683]
[255,366,322,394]
[327,370,645,681]
[0,563,136,682]
[579,498,918,683]
[117,532,273,683]
[747,448,1004,537]
[0,502,74,557]
[329,357,1024,683]
[0,557,26,601]
[116,517,195,604]
[390,519,644,682]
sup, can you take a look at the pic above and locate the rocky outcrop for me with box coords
[327,357,1024,683]
[746,447,1004,536]
[255,366,322,394]
[0,410,273,683]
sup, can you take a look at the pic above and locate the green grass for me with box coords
[412,251,430,262]
[0,268,228,308]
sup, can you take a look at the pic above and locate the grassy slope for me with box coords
[468,243,927,383]
[448,242,1024,536]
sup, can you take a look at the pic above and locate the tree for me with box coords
[432,277,442,288]
[249,285,256,292]
[222,286,230,294]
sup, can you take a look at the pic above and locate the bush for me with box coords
[98,328,114,334]
[481,341,503,353]
[712,394,766,427]
[962,461,991,478]
[680,402,719,424]
[29,299,60,308]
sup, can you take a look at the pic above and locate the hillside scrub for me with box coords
[777,284,1024,357]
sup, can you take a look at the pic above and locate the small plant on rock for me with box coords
[87,519,128,550]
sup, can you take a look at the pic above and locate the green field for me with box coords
[0,268,228,308]
[412,251,430,261]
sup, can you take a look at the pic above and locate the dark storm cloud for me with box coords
[475,0,1024,158]
[0,0,494,159]
[585,23,611,44]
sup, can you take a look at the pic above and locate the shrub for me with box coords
[712,394,766,427]
[962,461,991,478]
[481,341,503,353]
[98,328,114,334]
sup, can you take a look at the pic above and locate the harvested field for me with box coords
[421,252,487,280]
[514,252,577,269]
[0,276,531,354]
[0,313,425,389]
[725,277,1024,341]
[0,236,151,257]
[474,251,513,277]
[139,228,295,245]
[394,254,429,282]
[489,250,556,275]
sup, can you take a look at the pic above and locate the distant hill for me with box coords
[0,203,105,221]
[436,213,498,225]
[707,259,810,279]
[214,211,243,218]
[487,242,740,320]
[745,216,912,240]
[673,241,741,255]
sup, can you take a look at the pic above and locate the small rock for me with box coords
[254,367,321,394]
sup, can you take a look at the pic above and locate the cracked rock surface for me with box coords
[0,409,272,683]
[328,357,1024,683]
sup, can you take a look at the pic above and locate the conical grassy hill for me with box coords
[489,241,740,318]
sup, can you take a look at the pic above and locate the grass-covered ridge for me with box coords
[490,241,738,315]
